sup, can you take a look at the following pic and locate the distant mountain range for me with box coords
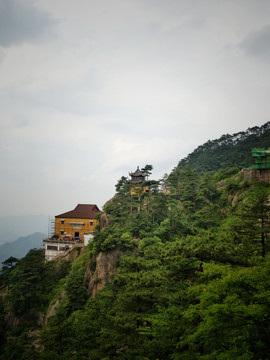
[0,232,46,263]
[0,215,48,245]
[175,121,270,173]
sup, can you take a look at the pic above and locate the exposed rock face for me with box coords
[5,310,44,328]
[85,248,123,297]
[243,168,270,184]
[44,246,84,323]
[45,289,66,324]
[99,212,110,231]
[99,197,116,231]
[46,247,123,322]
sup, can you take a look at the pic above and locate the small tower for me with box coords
[129,166,147,184]
[128,166,149,195]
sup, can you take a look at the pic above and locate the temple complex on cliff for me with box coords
[43,204,101,260]
[128,166,150,195]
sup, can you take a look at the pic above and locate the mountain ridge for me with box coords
[175,121,270,173]
[0,232,46,263]
[0,214,48,245]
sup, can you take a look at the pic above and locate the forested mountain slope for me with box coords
[0,130,270,359]
[175,121,270,173]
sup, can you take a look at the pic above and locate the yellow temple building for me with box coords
[43,204,101,260]
[128,166,150,195]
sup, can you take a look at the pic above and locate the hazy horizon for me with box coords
[0,214,48,244]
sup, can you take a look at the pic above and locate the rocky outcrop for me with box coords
[5,309,44,328]
[243,168,270,184]
[45,289,66,324]
[85,248,123,297]
[45,247,123,322]
[44,247,84,323]
[99,212,110,231]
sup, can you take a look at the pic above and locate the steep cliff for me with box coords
[85,248,123,297]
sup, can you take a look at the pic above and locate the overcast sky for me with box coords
[0,0,270,216]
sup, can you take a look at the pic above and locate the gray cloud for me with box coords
[1,0,270,216]
[0,48,5,62]
[239,24,270,58]
[0,0,59,47]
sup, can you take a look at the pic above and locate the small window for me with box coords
[89,221,94,226]
[60,230,65,235]
[47,245,57,250]
[61,220,65,225]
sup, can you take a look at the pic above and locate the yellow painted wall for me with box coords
[130,185,149,195]
[54,217,98,242]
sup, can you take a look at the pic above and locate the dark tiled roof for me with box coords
[129,166,147,177]
[56,204,101,219]
[128,179,144,183]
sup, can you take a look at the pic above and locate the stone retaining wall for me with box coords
[243,168,270,184]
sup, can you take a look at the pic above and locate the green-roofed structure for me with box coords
[248,148,270,170]
[244,148,270,184]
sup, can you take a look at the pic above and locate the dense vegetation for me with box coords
[174,121,270,173]
[1,124,270,359]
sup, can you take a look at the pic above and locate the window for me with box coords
[60,230,65,235]
[61,220,65,225]
[89,221,94,226]
[47,245,57,250]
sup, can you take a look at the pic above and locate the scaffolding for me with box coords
[48,216,55,238]
[249,148,270,170]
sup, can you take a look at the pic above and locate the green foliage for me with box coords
[153,218,171,241]
[223,175,251,195]
[141,164,153,177]
[65,267,87,313]
[40,305,72,359]
[0,327,41,360]
[6,249,72,317]
[8,249,48,315]
[0,256,19,287]
[0,299,7,356]
[91,225,134,254]
[63,250,91,313]
[213,167,241,182]
[226,183,270,258]
[175,121,270,173]
[177,260,270,359]
[115,176,130,195]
